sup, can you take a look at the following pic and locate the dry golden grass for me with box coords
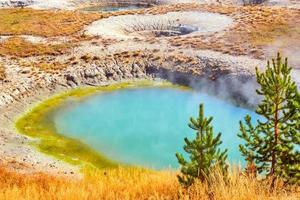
[0,4,298,60]
[33,61,67,73]
[0,63,6,80]
[0,5,179,38]
[1,4,297,60]
[234,7,290,45]
[0,9,100,37]
[0,165,299,200]
[165,5,300,59]
[0,37,71,57]
[18,57,69,74]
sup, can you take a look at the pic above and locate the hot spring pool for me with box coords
[50,87,259,169]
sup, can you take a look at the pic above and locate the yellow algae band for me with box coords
[16,80,189,168]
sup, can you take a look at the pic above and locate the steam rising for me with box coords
[153,71,262,108]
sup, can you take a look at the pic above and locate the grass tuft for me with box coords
[0,165,298,200]
[0,8,100,37]
[0,63,5,80]
[0,37,71,57]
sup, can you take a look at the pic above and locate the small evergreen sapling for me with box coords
[176,104,228,187]
[238,53,300,184]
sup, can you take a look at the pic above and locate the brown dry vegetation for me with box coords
[110,50,199,68]
[0,6,170,38]
[133,3,300,59]
[0,37,71,57]
[165,4,300,59]
[0,9,100,37]
[32,61,67,73]
[0,63,5,80]
[0,4,298,60]
[0,165,299,200]
[0,7,158,38]
[76,3,300,59]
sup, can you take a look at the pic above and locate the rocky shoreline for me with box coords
[0,87,80,176]
[0,56,151,175]
[0,47,266,175]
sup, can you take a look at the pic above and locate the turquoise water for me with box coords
[52,87,259,169]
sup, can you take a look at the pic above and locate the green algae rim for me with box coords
[15,80,190,169]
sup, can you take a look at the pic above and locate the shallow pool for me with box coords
[52,87,258,169]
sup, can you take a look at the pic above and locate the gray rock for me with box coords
[173,24,199,35]
[65,73,79,86]
[9,0,31,8]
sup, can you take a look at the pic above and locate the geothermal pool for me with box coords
[51,87,258,169]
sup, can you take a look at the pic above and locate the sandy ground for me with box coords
[86,11,233,39]
[0,35,70,45]
[266,0,300,8]
[0,0,74,9]
[0,86,80,176]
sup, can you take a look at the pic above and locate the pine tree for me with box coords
[282,92,300,184]
[176,104,228,187]
[238,53,300,184]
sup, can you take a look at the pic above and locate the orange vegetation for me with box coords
[0,37,71,57]
[0,165,299,200]
[0,8,100,37]
[166,5,300,59]
[20,59,68,73]
[1,4,298,60]
[32,61,67,73]
[0,64,5,80]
